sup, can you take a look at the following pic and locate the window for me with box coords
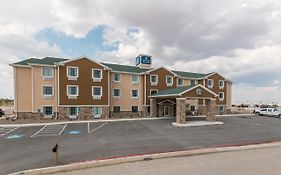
[67,67,78,80]
[178,78,183,86]
[132,90,139,98]
[208,79,214,89]
[113,106,120,112]
[92,107,102,118]
[113,89,120,98]
[131,74,139,83]
[42,67,53,79]
[150,75,158,85]
[191,80,197,85]
[92,69,102,82]
[219,80,225,89]
[150,89,158,96]
[92,86,102,99]
[147,106,151,113]
[68,107,79,116]
[132,106,139,113]
[67,85,78,98]
[219,106,224,112]
[190,106,196,111]
[219,92,224,101]
[166,76,173,86]
[42,86,53,97]
[113,73,121,82]
[43,106,53,115]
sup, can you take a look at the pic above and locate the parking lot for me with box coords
[2,115,281,175]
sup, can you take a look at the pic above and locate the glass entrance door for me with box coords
[164,106,170,116]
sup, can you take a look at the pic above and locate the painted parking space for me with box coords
[31,124,67,137]
[2,126,42,140]
[62,123,88,136]
[0,127,18,137]
[88,122,108,133]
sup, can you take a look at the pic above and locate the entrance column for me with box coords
[176,98,186,124]
[206,99,216,122]
[150,98,157,117]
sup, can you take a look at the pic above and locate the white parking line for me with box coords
[31,124,67,138]
[0,127,18,137]
[88,122,108,133]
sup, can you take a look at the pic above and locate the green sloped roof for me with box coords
[101,62,150,73]
[172,70,207,79]
[151,85,196,97]
[13,57,68,66]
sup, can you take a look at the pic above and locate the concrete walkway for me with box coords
[57,145,281,175]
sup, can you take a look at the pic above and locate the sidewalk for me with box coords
[56,145,281,175]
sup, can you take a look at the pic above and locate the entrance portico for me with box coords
[150,84,218,124]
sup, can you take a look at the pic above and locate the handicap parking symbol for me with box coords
[68,130,81,135]
[6,134,24,139]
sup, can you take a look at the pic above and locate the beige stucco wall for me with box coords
[111,73,144,111]
[33,66,58,113]
[16,67,32,112]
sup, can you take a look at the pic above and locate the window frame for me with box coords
[92,106,102,118]
[67,85,79,99]
[177,78,184,86]
[219,80,225,89]
[191,80,198,86]
[219,92,224,101]
[150,89,158,96]
[92,69,103,82]
[166,75,173,86]
[41,67,54,79]
[68,107,79,116]
[219,106,225,112]
[42,106,53,116]
[207,79,214,89]
[113,88,121,98]
[113,106,121,113]
[67,66,79,80]
[132,106,139,113]
[42,85,54,98]
[150,74,158,85]
[131,74,139,84]
[131,89,139,99]
[113,73,121,82]
[92,86,102,99]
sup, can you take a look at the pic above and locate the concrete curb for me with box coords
[0,114,254,127]
[12,140,281,175]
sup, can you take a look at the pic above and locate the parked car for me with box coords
[254,108,281,117]
[0,109,5,117]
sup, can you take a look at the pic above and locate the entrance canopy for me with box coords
[150,84,218,99]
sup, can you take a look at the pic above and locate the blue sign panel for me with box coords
[141,56,151,64]
[68,130,81,135]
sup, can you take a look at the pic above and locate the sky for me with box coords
[0,0,281,104]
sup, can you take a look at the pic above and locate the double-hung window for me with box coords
[43,106,53,116]
[178,78,183,86]
[42,85,53,98]
[132,106,139,113]
[113,89,120,98]
[150,75,158,85]
[219,80,225,89]
[166,76,173,86]
[219,92,224,101]
[113,106,121,112]
[92,107,102,118]
[67,85,78,99]
[92,86,102,99]
[42,67,53,79]
[92,69,102,82]
[67,67,78,80]
[191,80,198,85]
[150,89,158,96]
[113,73,121,82]
[131,74,139,83]
[207,79,214,89]
[68,107,79,116]
[132,90,139,99]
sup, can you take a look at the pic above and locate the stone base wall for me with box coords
[198,105,207,115]
[110,111,143,118]
[142,106,150,117]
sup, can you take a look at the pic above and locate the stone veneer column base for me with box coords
[206,99,216,122]
[176,98,186,124]
[150,99,157,117]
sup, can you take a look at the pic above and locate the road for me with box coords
[1,115,281,174]
[59,145,281,175]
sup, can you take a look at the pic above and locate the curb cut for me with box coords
[12,140,281,175]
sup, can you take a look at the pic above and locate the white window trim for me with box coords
[150,89,158,96]
[113,88,121,98]
[191,80,198,86]
[113,106,121,112]
[67,85,79,99]
[132,106,139,113]
[42,105,54,118]
[150,74,158,85]
[68,107,79,118]
[177,78,184,86]
[67,66,79,80]
[131,74,139,84]
[92,86,102,99]
[166,75,173,86]
[219,106,225,112]
[219,80,225,89]
[113,73,121,82]
[92,106,102,118]
[131,89,139,99]
[219,92,224,101]
[42,85,54,98]
[41,67,54,79]
[92,68,102,82]
[207,79,214,89]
